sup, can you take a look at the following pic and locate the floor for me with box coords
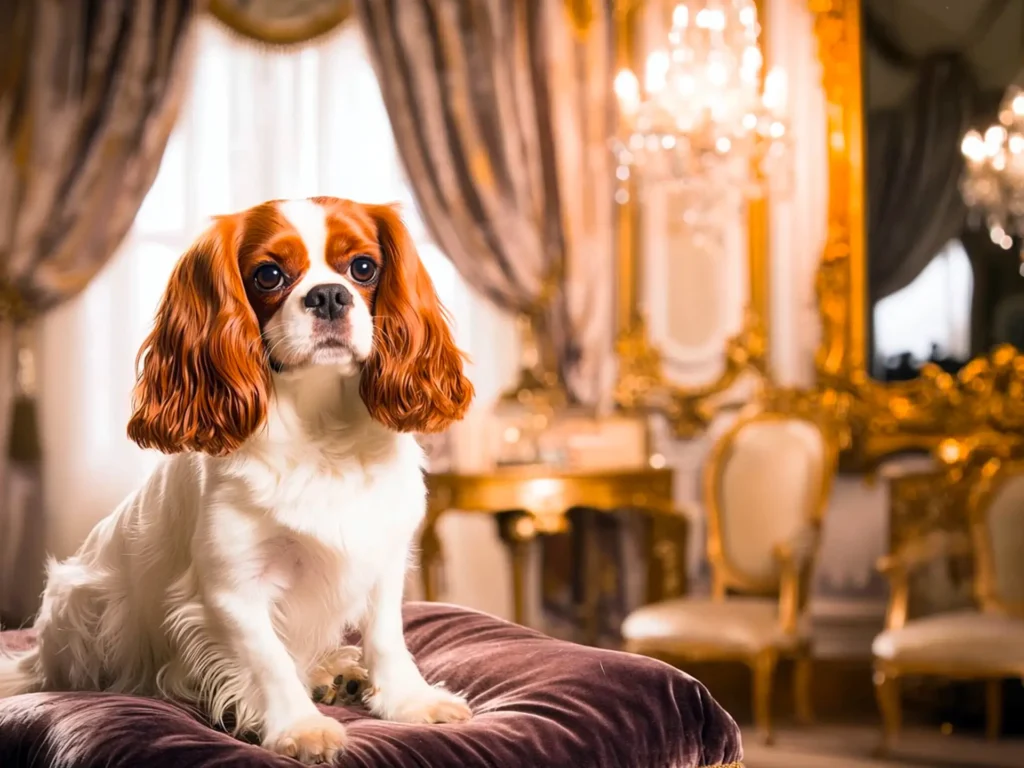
[740,726,1024,768]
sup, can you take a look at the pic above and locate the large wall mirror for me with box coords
[613,0,771,438]
[811,0,1024,469]
[864,0,1024,383]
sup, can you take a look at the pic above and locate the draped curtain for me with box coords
[864,0,1011,303]
[867,54,978,302]
[0,0,199,626]
[354,0,617,405]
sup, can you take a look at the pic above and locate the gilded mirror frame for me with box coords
[612,0,771,439]
[808,0,1024,470]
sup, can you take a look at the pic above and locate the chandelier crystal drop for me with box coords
[611,0,790,203]
[960,82,1024,254]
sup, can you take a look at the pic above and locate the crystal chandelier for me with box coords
[960,82,1024,252]
[611,0,789,201]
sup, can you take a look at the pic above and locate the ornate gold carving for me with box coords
[808,0,1024,469]
[615,310,768,439]
[611,1,771,437]
[836,349,1024,470]
[209,0,352,47]
[497,313,568,411]
[814,243,852,380]
[809,0,864,381]
[872,454,1024,754]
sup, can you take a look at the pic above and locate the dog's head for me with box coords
[127,197,473,456]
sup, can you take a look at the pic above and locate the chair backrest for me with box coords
[704,409,837,596]
[968,459,1024,618]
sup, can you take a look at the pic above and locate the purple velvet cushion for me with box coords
[0,602,743,768]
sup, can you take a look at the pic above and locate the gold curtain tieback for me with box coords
[0,278,30,322]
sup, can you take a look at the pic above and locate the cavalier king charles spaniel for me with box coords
[0,197,475,763]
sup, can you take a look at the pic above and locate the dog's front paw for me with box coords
[264,714,348,764]
[367,685,472,724]
[310,646,370,706]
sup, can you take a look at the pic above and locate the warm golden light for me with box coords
[613,68,641,117]
[644,50,670,94]
[611,0,789,197]
[763,68,787,114]
[961,129,985,164]
[960,83,1024,250]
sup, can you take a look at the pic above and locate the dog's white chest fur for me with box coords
[215,370,427,655]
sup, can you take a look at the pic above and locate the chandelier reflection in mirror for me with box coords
[961,83,1024,262]
[611,0,789,203]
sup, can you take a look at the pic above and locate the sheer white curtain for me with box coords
[873,239,973,365]
[38,21,517,567]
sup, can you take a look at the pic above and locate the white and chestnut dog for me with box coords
[0,197,475,763]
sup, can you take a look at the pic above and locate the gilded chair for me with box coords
[872,458,1024,755]
[621,409,838,745]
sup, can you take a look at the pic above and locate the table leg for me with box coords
[648,496,688,601]
[581,511,602,646]
[509,536,530,626]
[497,511,537,627]
[419,518,442,602]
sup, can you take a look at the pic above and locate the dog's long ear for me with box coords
[359,204,474,433]
[127,217,270,455]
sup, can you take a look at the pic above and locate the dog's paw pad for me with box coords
[326,667,369,705]
[309,648,370,707]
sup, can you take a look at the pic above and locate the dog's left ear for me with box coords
[127,216,270,455]
[359,204,474,433]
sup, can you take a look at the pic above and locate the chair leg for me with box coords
[985,679,1003,742]
[794,653,814,726]
[752,650,778,746]
[872,667,901,758]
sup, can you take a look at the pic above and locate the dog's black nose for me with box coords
[304,283,353,321]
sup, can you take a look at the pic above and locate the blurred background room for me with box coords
[2,0,1024,765]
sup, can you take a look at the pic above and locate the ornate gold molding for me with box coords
[615,310,767,439]
[808,0,1024,470]
[808,0,864,380]
[872,452,1024,754]
[209,0,352,47]
[612,0,771,438]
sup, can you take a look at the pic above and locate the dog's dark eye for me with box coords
[253,264,285,291]
[349,257,378,284]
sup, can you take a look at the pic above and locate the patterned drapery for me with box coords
[0,0,201,625]
[354,0,617,405]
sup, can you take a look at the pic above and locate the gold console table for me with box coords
[422,467,683,642]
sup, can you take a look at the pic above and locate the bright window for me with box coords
[130,20,454,304]
[873,239,974,369]
[39,20,475,540]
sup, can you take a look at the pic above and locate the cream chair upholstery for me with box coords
[622,409,837,745]
[872,461,1024,755]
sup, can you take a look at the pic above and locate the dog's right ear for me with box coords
[127,217,270,456]
[359,204,474,434]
